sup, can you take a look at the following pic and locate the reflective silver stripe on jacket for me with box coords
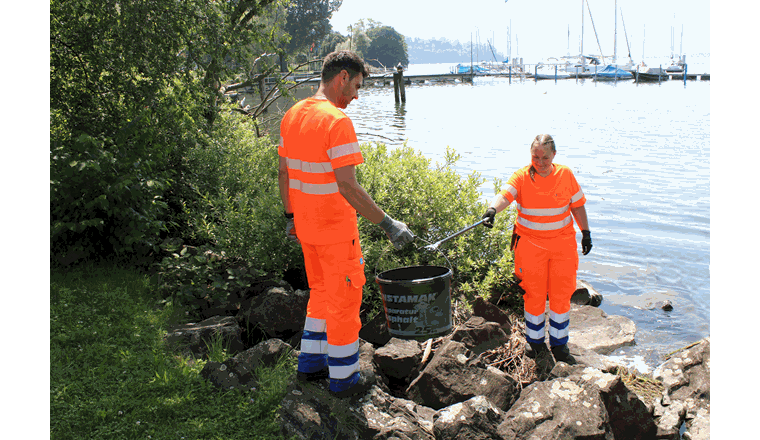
[327,142,361,160]
[287,158,334,173]
[570,189,584,204]
[516,215,573,231]
[289,179,339,195]
[516,204,570,217]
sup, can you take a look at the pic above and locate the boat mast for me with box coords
[614,0,618,65]
[620,8,632,64]
[581,0,585,67]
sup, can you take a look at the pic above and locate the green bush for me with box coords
[156,132,520,318]
[181,110,303,277]
[356,142,518,315]
[50,128,171,264]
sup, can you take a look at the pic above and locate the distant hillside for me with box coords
[405,36,507,64]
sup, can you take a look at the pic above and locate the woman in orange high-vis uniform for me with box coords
[481,134,592,364]
[278,51,414,398]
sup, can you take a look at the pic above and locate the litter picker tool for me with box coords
[421,219,486,252]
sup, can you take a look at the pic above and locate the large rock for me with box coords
[449,316,510,355]
[564,366,657,440]
[569,305,636,355]
[433,395,506,440]
[406,340,520,411]
[237,286,309,339]
[374,338,422,381]
[471,296,512,333]
[360,310,392,347]
[497,376,613,440]
[200,338,293,391]
[653,337,710,440]
[164,315,245,358]
[566,343,624,372]
[572,279,604,307]
[279,384,436,440]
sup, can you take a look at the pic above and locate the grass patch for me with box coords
[50,264,296,439]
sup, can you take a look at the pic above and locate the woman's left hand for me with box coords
[581,230,592,255]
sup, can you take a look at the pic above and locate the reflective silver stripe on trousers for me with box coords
[304,317,327,332]
[301,339,328,355]
[328,339,360,380]
[549,310,570,341]
[524,310,546,340]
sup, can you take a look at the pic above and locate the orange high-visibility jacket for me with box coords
[279,98,364,245]
[499,164,586,239]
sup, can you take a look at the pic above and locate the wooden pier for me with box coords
[231,64,708,100]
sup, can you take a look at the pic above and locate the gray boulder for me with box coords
[237,286,309,339]
[471,296,512,333]
[653,337,710,440]
[433,395,506,440]
[572,279,604,306]
[449,316,510,355]
[164,315,245,358]
[200,338,293,391]
[374,338,422,380]
[497,376,613,440]
[576,367,657,440]
[279,384,436,440]
[569,305,636,355]
[360,310,392,347]
[406,340,520,411]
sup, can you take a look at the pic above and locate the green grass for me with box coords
[50,264,296,439]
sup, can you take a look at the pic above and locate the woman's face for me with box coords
[531,143,556,174]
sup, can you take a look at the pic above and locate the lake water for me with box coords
[341,62,710,373]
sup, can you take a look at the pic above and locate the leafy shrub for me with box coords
[356,142,518,314]
[50,129,171,264]
[181,110,303,277]
[154,243,267,316]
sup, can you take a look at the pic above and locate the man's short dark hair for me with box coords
[321,51,369,83]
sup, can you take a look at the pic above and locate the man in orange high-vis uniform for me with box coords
[481,134,592,365]
[278,51,415,398]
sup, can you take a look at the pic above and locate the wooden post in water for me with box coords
[659,64,662,85]
[393,72,400,103]
[555,64,558,82]
[534,64,537,83]
[509,65,512,84]
[684,64,687,86]
[393,64,406,103]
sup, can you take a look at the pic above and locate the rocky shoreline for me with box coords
[163,279,709,440]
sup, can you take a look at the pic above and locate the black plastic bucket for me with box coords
[375,265,453,340]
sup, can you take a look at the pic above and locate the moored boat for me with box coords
[592,65,634,81]
[635,66,669,82]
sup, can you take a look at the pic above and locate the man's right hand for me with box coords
[482,207,497,228]
[285,213,300,244]
[378,214,415,250]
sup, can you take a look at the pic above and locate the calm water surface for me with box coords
[342,65,710,372]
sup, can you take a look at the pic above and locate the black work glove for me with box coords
[482,207,497,229]
[581,230,592,255]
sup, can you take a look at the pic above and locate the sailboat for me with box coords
[562,0,634,77]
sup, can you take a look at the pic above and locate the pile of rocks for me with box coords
[163,279,709,440]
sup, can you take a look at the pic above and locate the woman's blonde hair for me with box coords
[529,134,556,181]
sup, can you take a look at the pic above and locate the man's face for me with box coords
[338,71,363,109]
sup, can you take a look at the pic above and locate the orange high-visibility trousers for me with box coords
[297,238,366,392]
[514,233,578,347]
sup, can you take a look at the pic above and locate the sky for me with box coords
[330,0,710,64]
